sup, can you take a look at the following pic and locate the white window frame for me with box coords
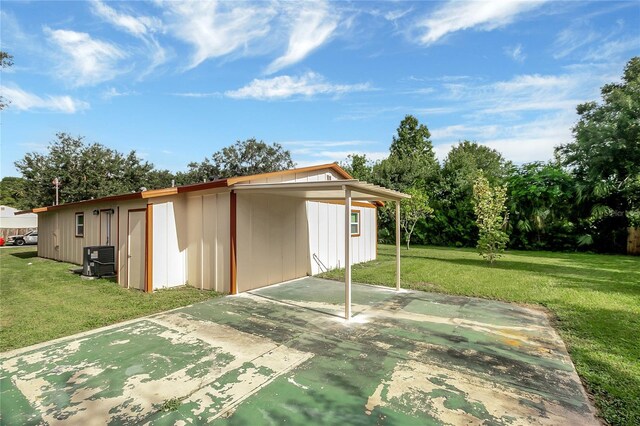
[75,212,84,237]
[350,210,360,237]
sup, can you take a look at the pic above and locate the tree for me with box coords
[1,51,14,110]
[473,175,509,263]
[0,177,29,210]
[341,154,372,182]
[433,141,510,247]
[399,187,433,250]
[145,169,177,190]
[390,115,435,161]
[372,115,439,190]
[185,139,295,182]
[555,56,640,252]
[15,133,153,208]
[506,162,578,250]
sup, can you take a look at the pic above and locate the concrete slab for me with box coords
[0,278,598,425]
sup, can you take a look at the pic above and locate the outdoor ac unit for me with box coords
[82,246,115,278]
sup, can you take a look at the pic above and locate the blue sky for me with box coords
[1,1,639,178]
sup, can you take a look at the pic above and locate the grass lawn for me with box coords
[0,247,219,353]
[321,245,640,426]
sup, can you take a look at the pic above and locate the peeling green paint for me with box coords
[1,278,597,425]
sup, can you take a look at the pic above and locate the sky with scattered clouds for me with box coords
[1,0,638,177]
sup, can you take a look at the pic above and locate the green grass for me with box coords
[321,245,640,426]
[0,247,219,353]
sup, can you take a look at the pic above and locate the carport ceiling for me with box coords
[231,180,410,202]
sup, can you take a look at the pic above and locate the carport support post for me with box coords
[345,187,352,320]
[396,200,401,291]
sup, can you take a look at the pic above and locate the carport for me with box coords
[231,180,410,319]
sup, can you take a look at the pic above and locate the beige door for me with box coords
[127,210,146,290]
[100,210,111,245]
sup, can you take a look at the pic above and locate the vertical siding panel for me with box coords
[202,195,216,290]
[187,196,202,289]
[152,203,167,288]
[318,202,328,271]
[337,204,345,269]
[217,192,230,293]
[118,208,126,286]
[268,196,284,285]
[209,194,218,291]
[236,193,252,291]
[307,201,319,274]
[296,201,309,276]
[253,195,269,288]
[282,198,296,281]
[327,205,337,269]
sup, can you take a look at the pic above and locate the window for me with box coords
[350,210,360,237]
[75,213,84,237]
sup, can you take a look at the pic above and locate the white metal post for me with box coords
[345,188,352,320]
[396,200,401,291]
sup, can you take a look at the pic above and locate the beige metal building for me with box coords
[25,164,409,318]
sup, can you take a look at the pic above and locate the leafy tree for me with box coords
[390,115,435,160]
[432,141,510,247]
[399,187,433,250]
[372,155,433,193]
[0,177,29,210]
[1,51,14,110]
[15,133,153,208]
[556,56,640,252]
[370,115,440,243]
[381,115,439,189]
[473,175,509,263]
[185,138,295,181]
[145,169,177,190]
[506,162,578,250]
[341,154,373,181]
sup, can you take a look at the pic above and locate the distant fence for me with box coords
[628,227,640,255]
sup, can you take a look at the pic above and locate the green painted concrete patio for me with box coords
[1,277,597,425]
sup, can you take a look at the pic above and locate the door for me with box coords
[127,209,146,290]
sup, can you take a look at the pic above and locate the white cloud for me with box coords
[553,25,599,59]
[91,0,162,36]
[171,91,222,98]
[584,36,640,62]
[266,2,338,74]
[1,84,89,113]
[481,114,573,163]
[162,1,275,70]
[280,139,388,168]
[384,8,413,23]
[415,0,546,45]
[431,124,500,140]
[225,72,371,100]
[44,27,126,86]
[427,61,625,163]
[433,114,573,164]
[281,140,370,148]
[438,72,605,115]
[413,107,455,115]
[504,43,526,62]
[102,87,136,99]
[91,1,167,76]
[293,150,388,168]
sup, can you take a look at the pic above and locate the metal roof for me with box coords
[231,180,410,202]
[19,163,408,214]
